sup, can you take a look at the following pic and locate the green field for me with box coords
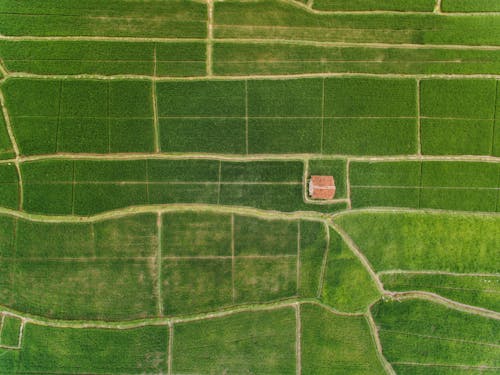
[350,160,499,211]
[0,0,499,372]
[372,299,500,372]
[0,210,330,319]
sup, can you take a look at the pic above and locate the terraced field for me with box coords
[0,0,498,374]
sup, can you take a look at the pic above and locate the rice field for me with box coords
[0,0,498,373]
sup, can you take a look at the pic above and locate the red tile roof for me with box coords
[310,175,336,200]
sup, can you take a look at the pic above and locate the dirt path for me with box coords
[388,291,500,320]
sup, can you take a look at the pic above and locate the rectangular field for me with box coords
[214,1,500,46]
[335,211,500,273]
[301,303,385,374]
[0,211,328,319]
[214,42,500,76]
[0,323,169,374]
[172,308,296,374]
[372,299,500,371]
[0,40,206,76]
[350,160,500,211]
[0,0,207,37]
[20,159,346,215]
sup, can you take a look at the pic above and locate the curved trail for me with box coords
[387,291,500,320]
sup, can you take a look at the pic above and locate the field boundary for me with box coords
[6,71,500,82]
[0,87,23,210]
[316,222,330,298]
[156,212,164,317]
[378,270,500,278]
[295,302,302,375]
[167,321,173,375]
[388,291,500,320]
[329,222,385,293]
[1,152,499,166]
[365,306,396,375]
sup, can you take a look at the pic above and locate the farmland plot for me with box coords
[336,211,500,310]
[0,0,499,372]
[19,159,346,215]
[0,210,328,320]
[372,299,500,373]
[350,160,500,211]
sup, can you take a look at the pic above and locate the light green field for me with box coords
[301,303,386,374]
[372,299,500,372]
[0,324,169,374]
[336,211,500,273]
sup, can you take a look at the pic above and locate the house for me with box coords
[309,175,336,200]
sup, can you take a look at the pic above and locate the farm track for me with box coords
[4,35,500,51]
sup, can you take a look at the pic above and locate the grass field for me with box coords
[0,0,499,372]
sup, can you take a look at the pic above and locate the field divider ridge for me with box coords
[206,0,214,77]
[387,291,500,320]
[2,152,500,166]
[0,87,23,210]
[231,213,236,304]
[328,221,385,293]
[416,79,422,155]
[366,302,396,375]
[378,270,500,278]
[316,222,330,298]
[152,46,160,153]
[7,71,500,82]
[156,212,164,317]
[295,302,302,375]
[296,221,301,294]
[167,321,173,375]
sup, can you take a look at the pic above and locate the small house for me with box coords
[309,175,336,200]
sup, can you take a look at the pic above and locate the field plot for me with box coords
[301,303,386,374]
[381,273,500,312]
[0,163,18,210]
[214,0,500,45]
[312,0,435,11]
[4,76,500,157]
[321,229,380,312]
[0,0,206,37]
[0,112,14,160]
[420,79,497,156]
[173,308,296,374]
[442,0,500,12]
[19,159,346,215]
[350,160,500,211]
[0,210,328,319]
[372,299,500,373]
[2,78,155,155]
[0,315,22,348]
[214,43,500,76]
[0,40,206,76]
[336,211,500,310]
[0,324,168,374]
